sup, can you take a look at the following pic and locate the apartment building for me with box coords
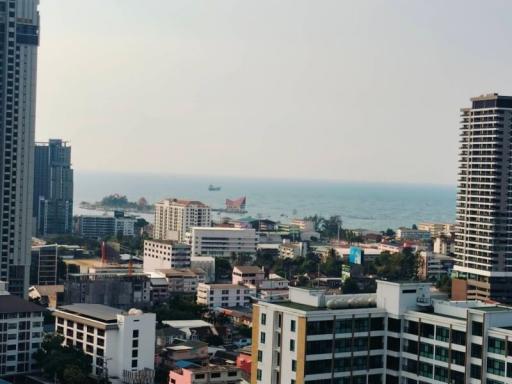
[417,251,455,280]
[252,280,512,384]
[54,304,155,383]
[190,227,257,258]
[153,199,211,242]
[0,285,44,376]
[454,94,512,303]
[197,283,256,309]
[30,244,59,285]
[143,240,191,273]
[151,268,206,296]
[77,214,137,238]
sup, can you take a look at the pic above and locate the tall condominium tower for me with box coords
[0,0,40,296]
[453,93,512,303]
[153,198,211,242]
[33,139,73,236]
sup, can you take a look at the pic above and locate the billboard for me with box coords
[348,246,364,265]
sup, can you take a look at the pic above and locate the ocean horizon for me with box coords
[74,170,456,232]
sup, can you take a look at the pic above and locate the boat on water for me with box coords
[208,184,221,191]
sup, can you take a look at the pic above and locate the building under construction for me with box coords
[64,272,150,309]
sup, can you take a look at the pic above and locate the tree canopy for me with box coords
[33,334,92,384]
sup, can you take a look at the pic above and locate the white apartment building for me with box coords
[418,251,455,280]
[197,283,256,309]
[143,240,191,273]
[115,215,137,237]
[54,304,156,383]
[152,268,206,294]
[153,199,211,242]
[0,284,44,376]
[190,227,257,258]
[252,280,512,384]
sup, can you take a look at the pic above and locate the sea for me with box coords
[74,171,456,232]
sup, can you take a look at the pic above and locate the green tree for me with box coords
[34,334,92,383]
[62,365,88,384]
[215,258,232,281]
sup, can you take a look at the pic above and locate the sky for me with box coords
[36,0,512,185]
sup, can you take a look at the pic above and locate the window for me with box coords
[487,358,505,376]
[260,332,265,344]
[132,350,138,358]
[257,350,262,362]
[256,369,262,381]
[292,360,296,372]
[290,319,296,332]
[436,326,449,342]
[472,321,483,336]
[465,340,481,359]
[471,364,481,379]
[290,339,295,351]
[132,340,138,348]
[132,330,139,338]
[131,360,137,368]
[489,337,506,355]
[261,313,266,325]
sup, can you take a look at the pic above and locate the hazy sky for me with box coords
[36,0,512,185]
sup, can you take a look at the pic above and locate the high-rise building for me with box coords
[153,198,211,242]
[252,280,512,384]
[453,93,512,303]
[0,1,40,297]
[33,139,73,236]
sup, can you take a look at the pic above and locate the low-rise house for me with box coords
[53,304,156,382]
[169,362,243,384]
[159,339,209,368]
[156,327,187,351]
[258,274,289,302]
[197,283,256,309]
[232,266,264,287]
[162,320,218,341]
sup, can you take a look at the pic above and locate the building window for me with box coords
[261,313,266,325]
[256,369,262,381]
[487,358,505,376]
[290,339,295,351]
[131,360,137,368]
[132,350,138,358]
[260,332,265,344]
[290,319,296,332]
[472,321,483,337]
[292,360,296,372]
[257,350,262,362]
[133,330,139,338]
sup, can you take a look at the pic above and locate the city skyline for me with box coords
[35,0,512,184]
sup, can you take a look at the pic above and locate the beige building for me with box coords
[418,222,455,237]
[153,199,211,242]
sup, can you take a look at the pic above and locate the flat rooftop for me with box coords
[0,294,45,314]
[58,304,124,322]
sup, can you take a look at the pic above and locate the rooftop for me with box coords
[0,294,45,314]
[233,265,263,274]
[158,198,209,208]
[57,304,124,322]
